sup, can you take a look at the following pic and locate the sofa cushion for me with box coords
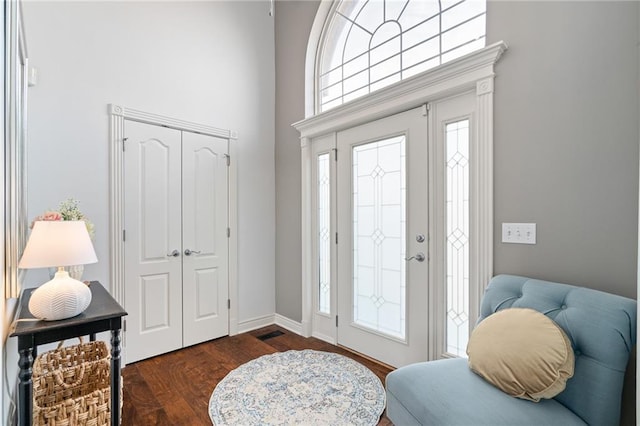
[467,308,574,401]
[386,358,586,426]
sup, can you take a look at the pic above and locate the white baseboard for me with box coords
[237,313,304,337]
[237,314,275,334]
[274,314,302,335]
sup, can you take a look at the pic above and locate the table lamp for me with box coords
[18,220,98,321]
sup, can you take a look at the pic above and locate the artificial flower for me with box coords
[30,198,95,239]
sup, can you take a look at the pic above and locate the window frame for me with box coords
[315,0,487,114]
[310,133,337,342]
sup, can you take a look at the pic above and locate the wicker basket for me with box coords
[32,339,115,426]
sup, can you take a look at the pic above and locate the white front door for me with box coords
[124,121,183,363]
[337,106,429,368]
[182,132,229,346]
[124,122,230,363]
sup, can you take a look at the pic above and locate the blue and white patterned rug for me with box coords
[208,349,386,425]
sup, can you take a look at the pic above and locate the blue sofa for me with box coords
[386,275,637,425]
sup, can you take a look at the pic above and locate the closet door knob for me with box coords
[184,249,201,256]
[167,249,180,257]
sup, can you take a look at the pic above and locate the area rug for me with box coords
[208,349,386,425]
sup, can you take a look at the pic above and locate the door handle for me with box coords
[167,249,180,257]
[405,252,425,262]
[184,249,201,256]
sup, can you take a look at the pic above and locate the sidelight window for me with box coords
[445,119,470,356]
[317,153,331,314]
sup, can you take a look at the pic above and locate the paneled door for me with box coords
[124,122,183,363]
[124,121,229,363]
[336,106,429,368]
[182,132,229,346]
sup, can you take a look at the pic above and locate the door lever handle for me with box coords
[167,249,180,257]
[184,249,201,256]
[405,252,425,262]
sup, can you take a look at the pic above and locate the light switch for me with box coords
[502,223,536,244]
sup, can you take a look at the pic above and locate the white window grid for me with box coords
[318,0,486,113]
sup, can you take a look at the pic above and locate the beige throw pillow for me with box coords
[466,308,575,402]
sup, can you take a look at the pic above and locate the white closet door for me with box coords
[124,121,183,363]
[181,132,229,346]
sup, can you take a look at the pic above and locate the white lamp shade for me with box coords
[19,221,96,321]
[19,221,97,269]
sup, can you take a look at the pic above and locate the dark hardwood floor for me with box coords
[121,325,394,425]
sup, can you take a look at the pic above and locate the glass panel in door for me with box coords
[352,136,406,339]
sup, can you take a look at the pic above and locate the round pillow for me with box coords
[466,307,574,402]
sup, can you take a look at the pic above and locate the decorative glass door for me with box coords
[337,106,428,368]
[351,136,407,339]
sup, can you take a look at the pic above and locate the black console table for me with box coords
[10,281,127,426]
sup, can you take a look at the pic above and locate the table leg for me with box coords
[110,328,121,426]
[17,347,34,426]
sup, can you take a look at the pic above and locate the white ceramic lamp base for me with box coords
[28,270,92,321]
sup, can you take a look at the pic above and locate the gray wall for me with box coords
[273,0,639,324]
[275,0,320,321]
[490,1,638,299]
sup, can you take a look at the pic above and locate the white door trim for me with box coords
[293,42,507,349]
[108,104,239,335]
[294,41,507,139]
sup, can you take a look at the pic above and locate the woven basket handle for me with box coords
[52,363,86,389]
[56,336,84,350]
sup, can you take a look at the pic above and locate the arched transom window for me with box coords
[318,0,486,112]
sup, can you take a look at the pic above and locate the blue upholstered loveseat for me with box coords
[386,275,637,425]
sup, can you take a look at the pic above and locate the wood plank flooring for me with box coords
[121,325,394,425]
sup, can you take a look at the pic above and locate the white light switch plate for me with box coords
[502,223,536,244]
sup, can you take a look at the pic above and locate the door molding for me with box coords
[293,41,507,350]
[108,104,239,335]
